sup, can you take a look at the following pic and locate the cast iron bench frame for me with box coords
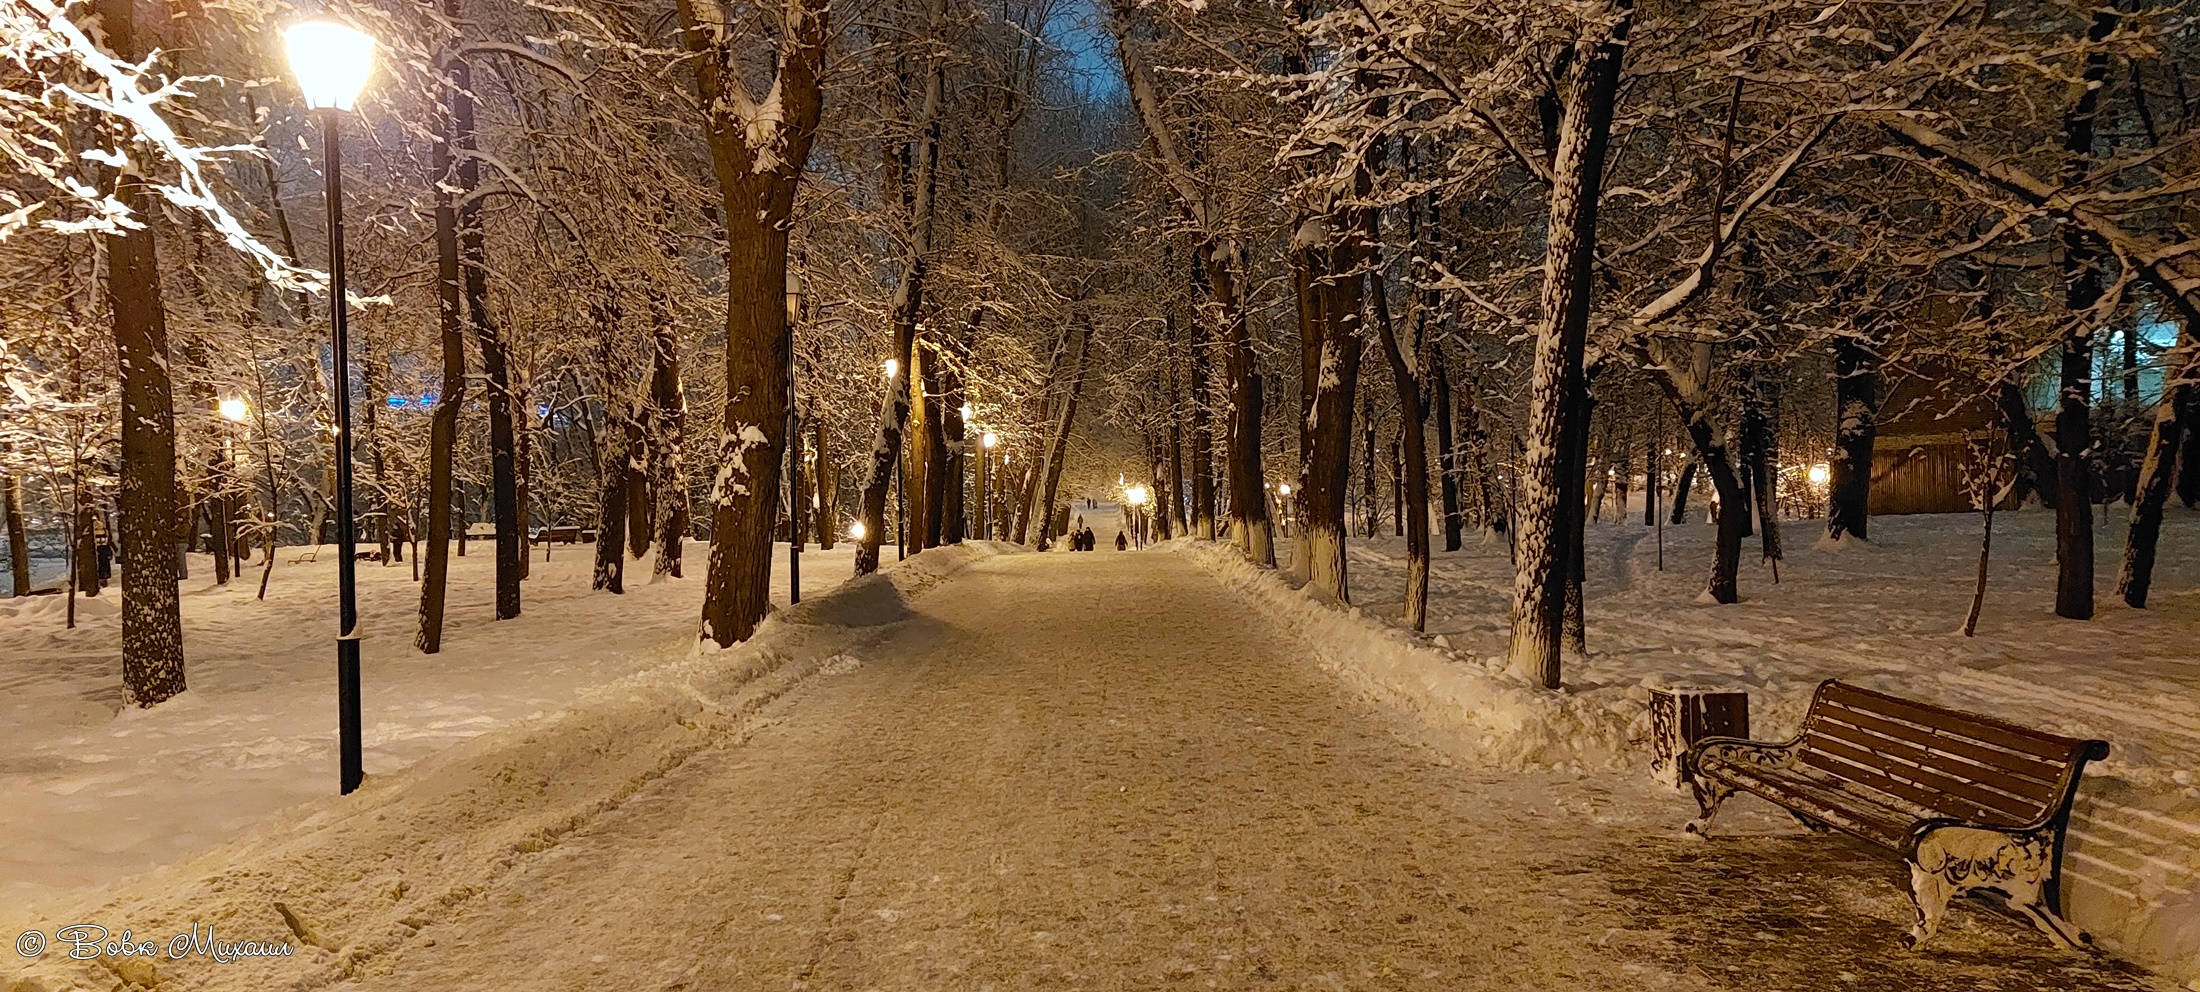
[1682,679,2108,951]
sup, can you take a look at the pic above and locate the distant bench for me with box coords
[1682,679,2108,951]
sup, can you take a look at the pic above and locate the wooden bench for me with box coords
[1682,679,2108,951]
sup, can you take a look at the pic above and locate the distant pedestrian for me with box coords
[1114,531,1127,551]
[1082,527,1095,551]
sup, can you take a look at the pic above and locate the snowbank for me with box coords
[0,541,1011,992]
[1313,509,2200,986]
[1167,539,1640,772]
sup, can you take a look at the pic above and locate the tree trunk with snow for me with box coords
[446,25,523,620]
[1292,212,1368,605]
[592,292,632,594]
[649,296,689,577]
[4,473,27,596]
[1188,296,1218,540]
[2048,7,2117,621]
[680,0,829,647]
[853,26,942,576]
[416,79,468,652]
[2118,326,2195,608]
[1029,314,1091,549]
[1507,3,1630,689]
[100,0,184,706]
[1827,335,1876,542]
[1371,254,1430,631]
[1433,347,1462,551]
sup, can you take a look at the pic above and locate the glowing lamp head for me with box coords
[883,358,899,379]
[850,521,868,540]
[1126,486,1147,506]
[981,432,998,449]
[284,21,376,111]
[1808,463,1831,486]
[960,403,974,420]
[1278,484,1292,497]
[217,398,249,422]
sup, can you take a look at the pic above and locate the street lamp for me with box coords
[1808,463,1831,487]
[287,18,374,797]
[784,269,803,604]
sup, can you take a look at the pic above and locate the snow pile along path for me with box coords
[0,542,1009,992]
[1167,539,1637,772]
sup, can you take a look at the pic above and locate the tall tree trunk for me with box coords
[1507,2,1630,688]
[1371,250,1430,630]
[679,0,828,646]
[917,343,947,550]
[1166,355,1188,539]
[854,25,942,576]
[592,291,631,593]
[1294,212,1368,604]
[1207,242,1272,566]
[1827,335,1877,541]
[650,293,688,577]
[1188,294,1218,540]
[1433,346,1462,551]
[2118,325,2196,607]
[2051,7,2117,620]
[942,349,966,544]
[446,20,521,619]
[101,0,184,705]
[1029,314,1091,548]
[5,473,29,596]
[813,414,835,550]
[415,77,467,651]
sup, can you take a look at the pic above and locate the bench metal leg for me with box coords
[1903,861,1955,950]
[1683,780,1733,835]
[1909,825,2092,952]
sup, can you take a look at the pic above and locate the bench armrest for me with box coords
[1683,735,1800,781]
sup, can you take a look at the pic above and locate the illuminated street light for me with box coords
[284,21,375,111]
[850,520,867,540]
[982,432,998,449]
[883,358,899,379]
[217,398,249,422]
[287,18,376,798]
[1808,463,1831,487]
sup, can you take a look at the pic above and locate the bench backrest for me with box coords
[1795,680,2108,830]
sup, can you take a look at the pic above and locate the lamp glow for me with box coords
[217,398,249,422]
[883,358,899,379]
[960,403,974,420]
[981,431,998,449]
[1278,484,1291,496]
[1808,463,1831,486]
[284,22,376,111]
[850,521,868,540]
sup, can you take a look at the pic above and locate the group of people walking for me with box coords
[1062,513,1128,552]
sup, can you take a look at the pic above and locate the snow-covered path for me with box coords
[318,550,2165,992]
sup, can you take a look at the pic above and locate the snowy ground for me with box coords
[0,536,895,910]
[1249,505,2200,985]
[3,548,2175,992]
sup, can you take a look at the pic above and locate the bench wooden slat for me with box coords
[1804,735,2048,825]
[1810,703,2066,789]
[1796,748,2020,828]
[1817,682,2084,764]
[1711,762,1916,849]
[1807,714,2064,807]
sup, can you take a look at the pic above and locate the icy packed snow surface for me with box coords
[1244,505,2200,987]
[1,538,2186,991]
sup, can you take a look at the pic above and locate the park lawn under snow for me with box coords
[0,536,897,911]
[1229,505,2200,985]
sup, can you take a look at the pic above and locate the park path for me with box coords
[332,549,2170,991]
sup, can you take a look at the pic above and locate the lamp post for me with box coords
[785,271,803,604]
[287,19,375,796]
